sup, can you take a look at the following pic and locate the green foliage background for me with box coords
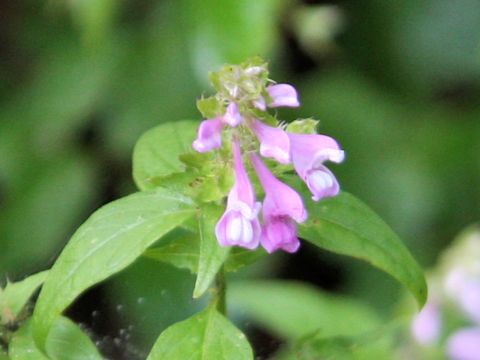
[1,0,479,358]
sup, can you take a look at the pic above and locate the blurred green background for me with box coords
[1,0,479,358]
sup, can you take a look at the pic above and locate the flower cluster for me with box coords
[192,59,344,253]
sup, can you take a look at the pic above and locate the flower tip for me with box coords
[267,84,300,108]
[193,118,224,153]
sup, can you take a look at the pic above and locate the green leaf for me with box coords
[0,271,48,324]
[146,306,253,360]
[228,280,381,339]
[193,205,230,298]
[32,188,195,350]
[132,120,199,190]
[9,317,102,360]
[45,317,102,360]
[144,230,200,273]
[298,192,427,308]
[9,322,49,360]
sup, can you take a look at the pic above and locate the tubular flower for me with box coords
[289,133,345,201]
[215,140,261,249]
[251,120,290,164]
[250,154,307,253]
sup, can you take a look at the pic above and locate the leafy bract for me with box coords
[298,192,427,308]
[9,317,102,360]
[0,271,48,324]
[32,188,195,350]
[229,280,381,340]
[132,120,198,190]
[146,306,253,360]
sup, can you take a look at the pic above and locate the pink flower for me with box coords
[251,120,290,164]
[447,328,480,360]
[192,118,225,153]
[289,133,344,201]
[250,154,307,253]
[267,84,300,108]
[215,140,261,249]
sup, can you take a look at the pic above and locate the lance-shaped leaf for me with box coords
[32,189,195,350]
[0,271,48,324]
[298,192,427,308]
[146,306,253,360]
[229,280,381,340]
[193,205,230,298]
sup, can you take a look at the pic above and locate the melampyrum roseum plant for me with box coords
[1,58,427,359]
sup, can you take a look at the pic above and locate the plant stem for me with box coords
[213,267,227,316]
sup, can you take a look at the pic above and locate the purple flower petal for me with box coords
[289,132,344,201]
[215,140,261,249]
[262,217,300,253]
[251,120,291,164]
[192,118,225,153]
[267,84,300,108]
[223,103,243,127]
[447,328,480,360]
